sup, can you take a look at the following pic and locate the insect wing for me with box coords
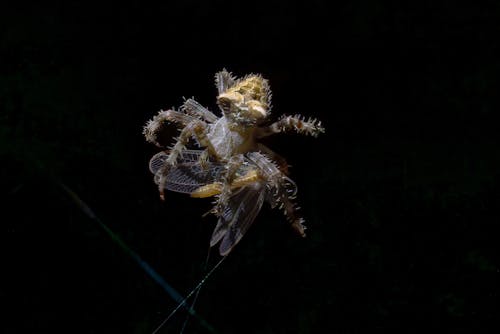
[211,182,266,256]
[149,149,206,174]
[149,150,225,194]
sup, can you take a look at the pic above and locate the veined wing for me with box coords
[149,150,225,194]
[149,149,210,174]
[211,182,266,256]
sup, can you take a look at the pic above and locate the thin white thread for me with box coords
[151,255,227,334]
[179,247,212,334]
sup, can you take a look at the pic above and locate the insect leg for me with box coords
[190,169,262,198]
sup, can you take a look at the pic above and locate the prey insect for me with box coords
[144,69,324,255]
[149,149,301,255]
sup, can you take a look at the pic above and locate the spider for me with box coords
[144,69,324,255]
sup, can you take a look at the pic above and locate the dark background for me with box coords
[1,1,499,333]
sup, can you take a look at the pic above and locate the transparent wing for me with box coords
[149,151,170,174]
[149,150,225,194]
[149,150,205,174]
[210,182,266,256]
[209,187,247,247]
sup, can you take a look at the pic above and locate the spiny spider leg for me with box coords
[181,98,218,123]
[246,152,305,236]
[256,115,325,138]
[257,143,290,175]
[143,109,198,147]
[197,149,211,170]
[213,155,245,216]
[215,69,236,95]
[167,120,220,166]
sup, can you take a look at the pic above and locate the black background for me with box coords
[2,1,499,333]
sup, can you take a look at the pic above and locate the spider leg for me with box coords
[154,163,171,201]
[276,189,306,237]
[181,98,218,123]
[197,149,210,170]
[215,69,237,95]
[143,109,197,147]
[246,151,306,237]
[166,120,220,165]
[256,114,325,138]
[212,155,245,216]
[257,143,290,175]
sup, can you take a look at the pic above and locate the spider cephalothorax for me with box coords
[144,69,324,255]
[216,73,271,125]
